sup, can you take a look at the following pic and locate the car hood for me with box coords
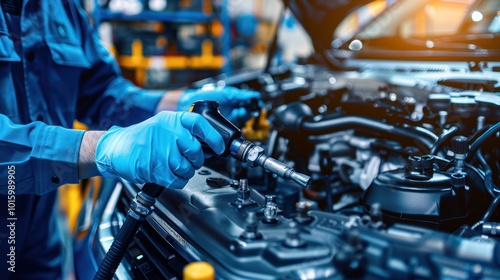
[288,0,375,52]
[288,0,500,66]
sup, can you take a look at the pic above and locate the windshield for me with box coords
[335,0,499,53]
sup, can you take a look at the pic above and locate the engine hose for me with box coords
[476,149,500,196]
[466,121,500,162]
[468,124,492,144]
[301,116,438,153]
[430,126,459,155]
[94,183,163,280]
[483,195,500,222]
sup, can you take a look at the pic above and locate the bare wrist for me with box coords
[155,89,184,113]
[78,130,105,179]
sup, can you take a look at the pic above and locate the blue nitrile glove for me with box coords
[177,86,261,127]
[95,111,225,189]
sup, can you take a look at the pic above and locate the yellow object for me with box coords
[116,38,223,86]
[58,183,82,234]
[183,262,215,280]
[242,109,270,142]
[189,39,224,68]
[202,0,213,15]
[73,120,88,130]
[210,21,223,37]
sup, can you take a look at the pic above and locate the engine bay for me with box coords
[105,62,500,279]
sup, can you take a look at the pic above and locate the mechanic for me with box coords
[0,1,260,279]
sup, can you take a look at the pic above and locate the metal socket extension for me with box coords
[231,138,311,188]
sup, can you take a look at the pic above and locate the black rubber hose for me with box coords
[468,124,492,145]
[94,216,142,280]
[465,161,494,198]
[94,183,163,280]
[477,148,500,196]
[482,194,500,222]
[301,116,438,153]
[466,121,500,162]
[471,195,500,230]
[430,126,459,155]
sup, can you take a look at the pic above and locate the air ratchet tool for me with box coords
[190,100,311,188]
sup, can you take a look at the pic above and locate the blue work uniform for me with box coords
[0,1,163,278]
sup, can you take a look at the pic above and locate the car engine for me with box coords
[75,60,500,279]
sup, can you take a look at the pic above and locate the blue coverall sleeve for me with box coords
[0,114,85,195]
[71,2,164,129]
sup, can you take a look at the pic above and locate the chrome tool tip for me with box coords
[290,171,311,188]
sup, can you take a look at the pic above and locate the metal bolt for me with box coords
[294,201,312,224]
[284,222,306,248]
[240,212,261,240]
[237,179,250,203]
[263,195,278,223]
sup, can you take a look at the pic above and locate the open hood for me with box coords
[287,0,500,63]
[287,0,376,52]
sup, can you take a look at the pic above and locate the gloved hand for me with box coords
[177,86,261,127]
[95,111,224,189]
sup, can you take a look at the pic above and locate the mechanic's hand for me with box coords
[177,86,261,127]
[95,111,225,189]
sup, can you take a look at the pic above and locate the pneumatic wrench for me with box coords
[190,100,311,188]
